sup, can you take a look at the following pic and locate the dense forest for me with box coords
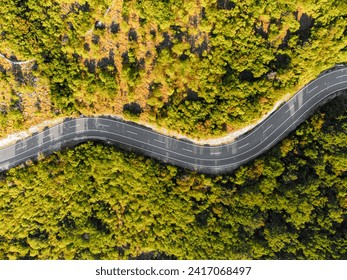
[0,94,346,260]
[0,0,346,138]
[0,0,346,261]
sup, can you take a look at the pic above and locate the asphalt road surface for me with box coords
[1,66,347,174]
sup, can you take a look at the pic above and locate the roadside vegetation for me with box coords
[0,94,346,260]
[0,0,346,138]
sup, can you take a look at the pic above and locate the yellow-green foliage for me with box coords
[0,96,346,260]
[0,0,346,137]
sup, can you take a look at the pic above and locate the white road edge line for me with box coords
[0,67,345,156]
[69,124,80,128]
[1,80,347,170]
[43,134,53,139]
[1,70,347,173]
[1,80,347,165]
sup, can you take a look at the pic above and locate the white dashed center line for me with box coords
[263,124,273,133]
[336,74,347,79]
[239,143,249,150]
[126,130,138,136]
[153,139,165,144]
[308,85,318,93]
[285,104,295,113]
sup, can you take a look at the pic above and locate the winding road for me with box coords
[0,66,347,174]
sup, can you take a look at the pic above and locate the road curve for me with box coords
[1,66,347,174]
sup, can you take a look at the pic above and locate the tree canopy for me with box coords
[0,0,346,138]
[0,94,346,260]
